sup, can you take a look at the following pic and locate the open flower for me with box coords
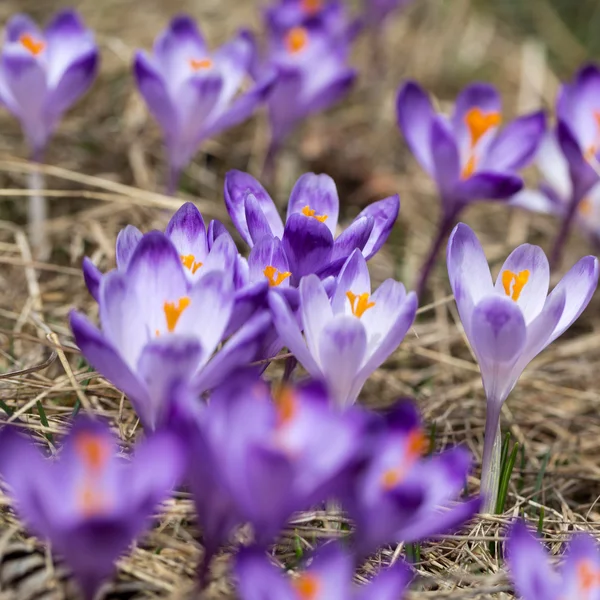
[342,400,480,556]
[506,520,600,600]
[447,223,598,511]
[270,249,417,406]
[0,10,99,155]
[236,543,412,600]
[71,231,270,430]
[396,81,545,296]
[134,15,275,192]
[225,170,399,282]
[0,418,183,600]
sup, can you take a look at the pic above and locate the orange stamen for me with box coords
[75,433,109,472]
[301,205,328,222]
[381,428,426,490]
[19,33,45,56]
[189,58,213,71]
[181,254,203,274]
[346,291,375,318]
[301,0,322,14]
[164,296,191,332]
[579,197,593,216]
[273,384,297,426]
[461,154,477,179]
[501,270,530,302]
[407,429,428,457]
[464,107,502,147]
[286,27,309,54]
[292,573,320,600]
[264,265,292,287]
[78,483,107,516]
[577,561,600,592]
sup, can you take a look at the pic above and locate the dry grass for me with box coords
[0,0,599,598]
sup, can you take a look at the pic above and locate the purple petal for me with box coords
[165,202,207,260]
[212,30,253,101]
[430,117,461,197]
[482,111,546,172]
[267,67,304,144]
[306,544,353,599]
[207,219,228,248]
[287,173,340,236]
[332,249,371,314]
[302,68,356,118]
[494,244,549,324]
[82,257,102,302]
[331,216,374,263]
[115,225,143,270]
[282,213,334,283]
[396,81,435,175]
[235,549,296,600]
[299,274,334,360]
[224,170,284,246]
[454,171,523,203]
[560,533,600,597]
[201,233,238,276]
[318,315,367,406]
[356,194,400,259]
[248,235,290,284]
[245,193,276,246]
[357,561,413,600]
[536,131,572,200]
[5,14,42,42]
[451,82,501,138]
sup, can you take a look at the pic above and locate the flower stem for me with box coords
[480,402,502,514]
[550,193,579,269]
[416,209,458,299]
[166,163,181,196]
[262,139,279,190]
[27,152,49,259]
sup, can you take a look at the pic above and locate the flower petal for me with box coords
[357,561,413,600]
[82,257,102,302]
[454,171,523,203]
[248,235,289,284]
[245,193,276,246]
[430,117,460,197]
[536,130,572,201]
[330,216,374,264]
[559,533,600,598]
[115,225,143,270]
[300,274,334,360]
[332,249,371,315]
[356,194,400,259]
[165,202,207,260]
[235,548,296,600]
[5,14,42,42]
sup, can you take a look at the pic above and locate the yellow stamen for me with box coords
[75,433,109,472]
[189,57,213,71]
[301,205,328,222]
[346,291,375,318]
[164,296,191,332]
[501,269,530,302]
[292,573,320,600]
[301,0,322,14]
[273,384,297,427]
[381,428,426,489]
[285,27,309,54]
[181,254,203,274]
[19,33,45,56]
[264,265,292,287]
[464,107,502,147]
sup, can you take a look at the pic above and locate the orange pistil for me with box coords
[164,296,191,332]
[501,269,530,302]
[264,265,292,287]
[577,561,600,594]
[346,291,375,318]
[181,254,203,274]
[78,483,108,516]
[301,205,328,222]
[285,27,309,54]
[292,573,320,600]
[19,33,45,56]
[75,432,110,472]
[461,107,501,179]
[273,384,297,427]
[301,0,322,14]
[189,57,213,71]
[381,428,427,489]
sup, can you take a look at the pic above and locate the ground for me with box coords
[0,0,599,598]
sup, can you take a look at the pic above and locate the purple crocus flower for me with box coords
[134,15,275,193]
[342,400,480,557]
[269,249,417,406]
[225,170,400,283]
[447,223,598,511]
[506,520,600,600]
[396,81,545,297]
[236,543,412,600]
[0,418,183,600]
[0,10,98,155]
[70,231,270,430]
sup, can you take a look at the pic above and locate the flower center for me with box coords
[181,254,203,274]
[286,27,309,54]
[346,291,375,318]
[301,205,328,222]
[292,573,320,600]
[189,57,213,71]
[501,269,529,302]
[380,429,427,490]
[264,265,292,287]
[461,107,501,179]
[163,296,191,333]
[577,561,600,594]
[75,432,110,472]
[273,384,297,427]
[301,0,322,14]
[74,432,111,516]
[579,196,593,216]
[78,483,108,516]
[19,33,45,56]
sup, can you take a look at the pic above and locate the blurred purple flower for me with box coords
[270,249,417,406]
[134,15,275,193]
[506,520,600,600]
[342,400,480,556]
[71,231,270,430]
[225,170,399,283]
[396,81,545,296]
[447,223,598,511]
[0,418,183,600]
[236,542,412,600]
[0,10,99,155]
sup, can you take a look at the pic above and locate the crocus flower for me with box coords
[0,418,183,600]
[270,249,417,406]
[70,231,270,430]
[342,400,480,556]
[236,543,412,600]
[447,223,598,511]
[225,170,400,283]
[506,520,600,600]
[0,10,98,156]
[396,81,545,297]
[134,15,275,193]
